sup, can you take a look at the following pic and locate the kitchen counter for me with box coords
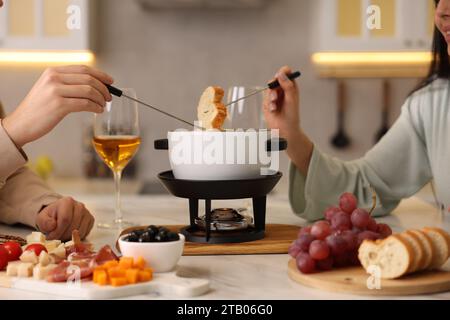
[0,191,449,300]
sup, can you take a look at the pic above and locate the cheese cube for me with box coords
[20,251,38,264]
[33,264,57,280]
[64,240,74,248]
[44,240,61,252]
[49,244,66,259]
[6,261,22,277]
[26,232,46,244]
[38,251,50,266]
[17,263,34,278]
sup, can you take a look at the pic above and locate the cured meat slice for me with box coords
[93,245,118,266]
[46,231,118,283]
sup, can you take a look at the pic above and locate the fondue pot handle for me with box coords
[154,139,169,150]
[155,138,287,151]
[266,138,287,152]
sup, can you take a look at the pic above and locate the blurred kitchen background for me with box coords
[0,0,436,201]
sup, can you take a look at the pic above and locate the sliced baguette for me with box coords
[408,230,433,271]
[358,235,413,280]
[197,86,227,130]
[422,227,449,270]
[398,232,424,273]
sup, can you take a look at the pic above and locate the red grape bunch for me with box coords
[289,192,392,274]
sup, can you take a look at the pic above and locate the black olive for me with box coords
[126,234,139,242]
[139,231,152,242]
[158,226,170,234]
[132,229,145,238]
[167,232,180,241]
[147,225,159,234]
[146,227,157,240]
[154,229,167,242]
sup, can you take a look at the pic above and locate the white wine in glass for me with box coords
[92,88,140,229]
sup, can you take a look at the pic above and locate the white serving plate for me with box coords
[0,269,210,299]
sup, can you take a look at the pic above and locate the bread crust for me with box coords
[402,231,426,273]
[409,230,433,270]
[422,227,450,269]
[423,227,450,260]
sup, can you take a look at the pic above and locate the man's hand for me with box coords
[2,65,113,148]
[36,197,95,241]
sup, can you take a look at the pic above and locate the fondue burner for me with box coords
[195,208,253,231]
[157,170,282,244]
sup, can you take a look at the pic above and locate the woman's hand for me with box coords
[263,66,301,139]
[262,66,314,176]
[36,197,94,241]
[2,65,113,147]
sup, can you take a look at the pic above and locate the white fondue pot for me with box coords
[154,130,287,181]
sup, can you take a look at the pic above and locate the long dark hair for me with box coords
[412,0,450,93]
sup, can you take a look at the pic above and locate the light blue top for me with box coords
[289,78,450,221]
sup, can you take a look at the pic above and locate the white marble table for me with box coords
[1,191,449,300]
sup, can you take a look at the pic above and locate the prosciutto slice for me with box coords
[46,231,118,283]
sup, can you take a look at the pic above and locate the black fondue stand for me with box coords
[155,138,287,244]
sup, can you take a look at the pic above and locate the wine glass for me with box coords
[92,88,140,229]
[225,86,266,130]
[225,86,266,214]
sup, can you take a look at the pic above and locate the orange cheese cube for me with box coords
[102,260,119,269]
[110,277,127,287]
[125,268,139,284]
[144,268,153,276]
[93,269,108,284]
[119,257,134,269]
[107,267,126,278]
[95,272,109,286]
[138,270,152,282]
[133,257,147,270]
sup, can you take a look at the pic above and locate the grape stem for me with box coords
[369,185,377,216]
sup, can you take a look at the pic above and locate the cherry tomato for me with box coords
[0,245,8,270]
[3,241,22,261]
[25,243,47,256]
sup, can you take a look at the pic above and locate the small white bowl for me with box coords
[118,233,185,273]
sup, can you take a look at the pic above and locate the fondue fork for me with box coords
[105,70,301,128]
[106,85,201,129]
[224,71,301,107]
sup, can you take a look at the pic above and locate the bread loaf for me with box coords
[408,230,433,270]
[359,227,450,279]
[358,235,413,279]
[398,232,424,273]
[422,227,449,269]
[197,86,227,130]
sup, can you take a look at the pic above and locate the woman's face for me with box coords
[436,0,450,54]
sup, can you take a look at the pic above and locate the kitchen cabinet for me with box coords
[0,0,92,50]
[314,0,435,52]
[312,0,436,78]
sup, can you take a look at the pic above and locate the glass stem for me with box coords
[113,170,123,224]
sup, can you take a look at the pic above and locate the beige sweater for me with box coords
[0,104,61,228]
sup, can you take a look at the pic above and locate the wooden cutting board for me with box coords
[288,259,450,296]
[118,224,300,256]
[0,270,209,299]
